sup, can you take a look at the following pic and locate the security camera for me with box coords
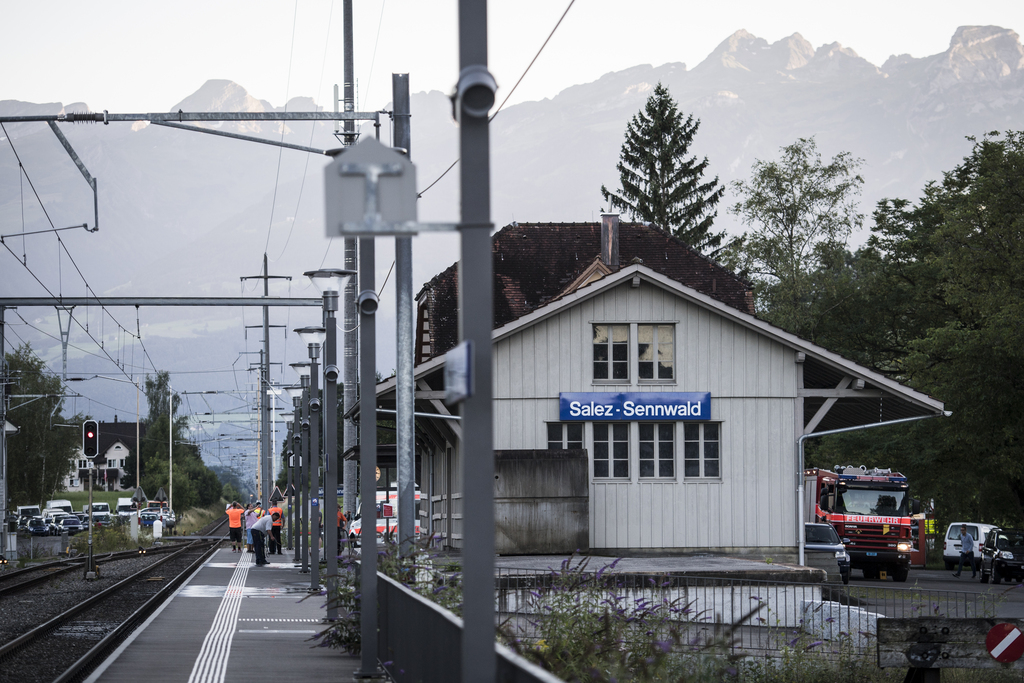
[324,365,340,383]
[357,290,379,315]
[451,65,497,122]
[309,397,322,413]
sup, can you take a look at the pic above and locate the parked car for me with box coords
[943,522,997,570]
[139,510,158,528]
[805,522,851,584]
[92,512,113,528]
[980,528,1024,584]
[27,517,50,536]
[60,516,85,535]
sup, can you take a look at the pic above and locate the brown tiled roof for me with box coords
[414,222,754,364]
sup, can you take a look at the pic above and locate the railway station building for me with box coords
[373,215,944,558]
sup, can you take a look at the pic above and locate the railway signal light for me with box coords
[83,420,99,458]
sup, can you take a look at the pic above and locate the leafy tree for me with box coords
[600,83,727,254]
[4,344,82,505]
[144,370,180,422]
[800,132,1024,526]
[726,137,864,340]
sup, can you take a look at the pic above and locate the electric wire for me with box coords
[416,0,576,199]
[360,0,388,111]
[263,0,301,256]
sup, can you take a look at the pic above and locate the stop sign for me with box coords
[986,623,1024,663]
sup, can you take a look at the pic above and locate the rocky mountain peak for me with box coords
[934,26,1024,88]
[170,80,267,113]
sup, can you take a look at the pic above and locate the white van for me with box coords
[943,522,997,570]
[83,501,111,515]
[116,498,134,519]
[45,499,74,514]
[16,505,41,520]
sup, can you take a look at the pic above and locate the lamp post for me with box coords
[304,268,355,619]
[290,362,311,573]
[280,409,295,551]
[295,325,325,593]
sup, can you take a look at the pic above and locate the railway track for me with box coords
[0,538,221,683]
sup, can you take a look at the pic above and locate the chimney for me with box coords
[601,213,619,267]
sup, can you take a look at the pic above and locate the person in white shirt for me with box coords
[250,512,279,566]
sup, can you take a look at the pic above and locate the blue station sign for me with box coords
[559,392,711,421]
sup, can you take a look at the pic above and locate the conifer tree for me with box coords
[601,83,726,254]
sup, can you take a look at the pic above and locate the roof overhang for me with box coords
[379,262,944,434]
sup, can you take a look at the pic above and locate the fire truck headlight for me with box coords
[897,541,912,552]
[999,551,1015,560]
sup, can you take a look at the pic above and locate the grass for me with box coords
[176,503,224,535]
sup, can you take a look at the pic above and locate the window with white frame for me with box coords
[593,324,629,381]
[78,459,89,469]
[639,423,675,477]
[547,423,584,450]
[593,423,629,478]
[69,478,78,487]
[683,423,720,478]
[638,324,674,380]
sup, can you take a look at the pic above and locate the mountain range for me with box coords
[1,25,1022,446]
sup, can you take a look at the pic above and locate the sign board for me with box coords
[987,623,1024,663]
[559,392,711,421]
[324,137,417,236]
[445,340,473,405]
[879,618,1024,670]
[311,498,319,508]
[377,503,394,518]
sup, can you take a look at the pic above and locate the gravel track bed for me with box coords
[0,542,219,683]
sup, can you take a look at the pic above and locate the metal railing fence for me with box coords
[494,569,999,658]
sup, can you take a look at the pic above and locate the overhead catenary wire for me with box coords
[416,0,576,200]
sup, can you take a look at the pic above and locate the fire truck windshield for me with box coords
[837,488,907,516]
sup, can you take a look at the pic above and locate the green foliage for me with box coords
[143,370,179,422]
[601,83,727,254]
[726,137,864,341]
[4,343,82,506]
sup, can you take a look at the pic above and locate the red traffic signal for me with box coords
[83,420,99,458]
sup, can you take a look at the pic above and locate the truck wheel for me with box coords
[981,570,989,584]
[993,565,1002,585]
[893,566,909,582]
[842,571,850,585]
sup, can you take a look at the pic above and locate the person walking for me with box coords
[268,501,284,555]
[953,524,977,578]
[226,502,244,552]
[244,504,258,553]
[250,512,280,566]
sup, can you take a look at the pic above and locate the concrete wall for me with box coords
[494,449,589,555]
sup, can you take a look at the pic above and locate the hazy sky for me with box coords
[6,1,1023,114]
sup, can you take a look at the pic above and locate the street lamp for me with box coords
[305,268,355,619]
[290,364,311,574]
[295,326,325,591]
[285,382,304,562]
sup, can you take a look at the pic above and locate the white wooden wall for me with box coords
[491,280,798,552]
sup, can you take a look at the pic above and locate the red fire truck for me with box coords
[805,466,919,582]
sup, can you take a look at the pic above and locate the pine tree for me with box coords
[600,83,727,254]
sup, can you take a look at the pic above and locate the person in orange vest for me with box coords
[337,506,349,550]
[226,502,244,553]
[267,501,284,555]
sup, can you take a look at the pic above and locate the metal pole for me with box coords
[135,381,140,490]
[292,406,302,562]
[0,307,6,561]
[358,238,378,678]
[300,378,310,573]
[168,383,173,515]
[86,466,94,577]
[324,292,340,619]
[457,2,496,679]
[262,254,272,510]
[342,0,359,524]
[392,73,416,555]
[287,438,294,551]
[309,348,321,591]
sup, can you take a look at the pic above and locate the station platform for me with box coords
[86,547,361,682]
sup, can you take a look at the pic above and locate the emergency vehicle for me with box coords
[805,465,919,582]
[348,487,421,545]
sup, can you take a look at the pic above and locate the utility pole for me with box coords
[392,74,416,555]
[341,0,360,526]
[241,256,290,510]
[0,307,7,562]
[456,1,497,679]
